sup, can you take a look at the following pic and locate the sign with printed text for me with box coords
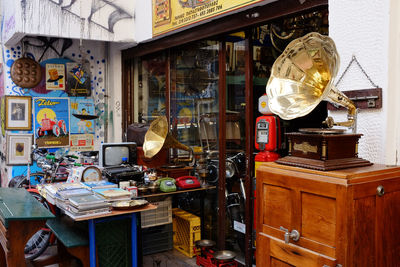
[152,0,274,37]
[66,62,91,96]
[33,97,70,148]
[70,98,95,134]
[45,64,65,90]
[70,134,94,151]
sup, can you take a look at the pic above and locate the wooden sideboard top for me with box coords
[257,162,400,184]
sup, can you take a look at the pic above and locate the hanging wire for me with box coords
[335,55,379,88]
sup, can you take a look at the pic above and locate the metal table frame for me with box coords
[88,213,138,267]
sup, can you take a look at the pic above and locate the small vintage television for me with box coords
[99,142,137,167]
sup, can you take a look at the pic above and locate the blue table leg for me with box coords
[131,214,137,267]
[87,214,138,267]
[88,219,96,267]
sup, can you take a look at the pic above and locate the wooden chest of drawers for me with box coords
[256,162,400,267]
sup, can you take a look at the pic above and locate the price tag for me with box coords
[233,220,246,234]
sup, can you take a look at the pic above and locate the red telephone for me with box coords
[175,176,201,189]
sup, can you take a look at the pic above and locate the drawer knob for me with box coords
[376,185,385,196]
[279,226,300,244]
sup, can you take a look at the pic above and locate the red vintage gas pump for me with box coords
[254,94,281,162]
[254,116,280,162]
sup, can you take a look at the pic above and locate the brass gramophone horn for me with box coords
[143,116,191,159]
[266,32,357,132]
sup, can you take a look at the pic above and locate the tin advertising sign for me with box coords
[152,0,274,37]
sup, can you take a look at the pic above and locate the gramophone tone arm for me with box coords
[323,115,355,128]
[326,86,357,116]
[323,86,357,132]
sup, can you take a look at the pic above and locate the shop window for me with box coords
[126,7,330,263]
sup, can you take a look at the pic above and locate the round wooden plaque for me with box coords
[10,57,42,88]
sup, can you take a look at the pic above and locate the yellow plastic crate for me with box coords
[172,208,201,258]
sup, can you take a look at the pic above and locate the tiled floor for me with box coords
[26,244,81,267]
[25,244,197,267]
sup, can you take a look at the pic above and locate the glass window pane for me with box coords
[170,40,220,155]
[170,40,220,243]
[226,33,246,152]
[137,53,167,123]
[225,32,247,255]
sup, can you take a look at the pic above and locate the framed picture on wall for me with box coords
[5,95,32,130]
[6,133,33,165]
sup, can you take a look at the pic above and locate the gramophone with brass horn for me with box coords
[143,116,194,163]
[266,32,371,170]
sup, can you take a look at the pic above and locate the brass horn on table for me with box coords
[266,32,357,133]
[143,116,193,161]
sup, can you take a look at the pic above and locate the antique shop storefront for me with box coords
[122,0,328,265]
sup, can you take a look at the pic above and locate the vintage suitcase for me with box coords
[126,123,150,146]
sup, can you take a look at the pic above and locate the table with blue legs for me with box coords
[74,204,156,267]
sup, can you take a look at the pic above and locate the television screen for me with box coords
[99,142,137,167]
[104,146,129,166]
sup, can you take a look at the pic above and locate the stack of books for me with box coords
[93,188,132,202]
[41,182,86,205]
[62,194,111,219]
[40,182,112,219]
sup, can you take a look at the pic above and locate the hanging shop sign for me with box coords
[152,0,273,37]
[33,97,70,148]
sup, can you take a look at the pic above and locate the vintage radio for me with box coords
[102,165,144,185]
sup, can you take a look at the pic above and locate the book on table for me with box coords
[81,180,117,189]
[57,188,93,200]
[67,203,110,214]
[44,182,85,196]
[63,208,111,219]
[68,194,110,211]
[92,188,132,200]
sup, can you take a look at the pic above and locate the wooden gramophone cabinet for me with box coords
[256,162,400,267]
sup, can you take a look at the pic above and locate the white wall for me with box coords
[329,0,390,164]
[134,0,153,43]
[386,0,400,166]
[107,43,123,143]
[2,0,136,46]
